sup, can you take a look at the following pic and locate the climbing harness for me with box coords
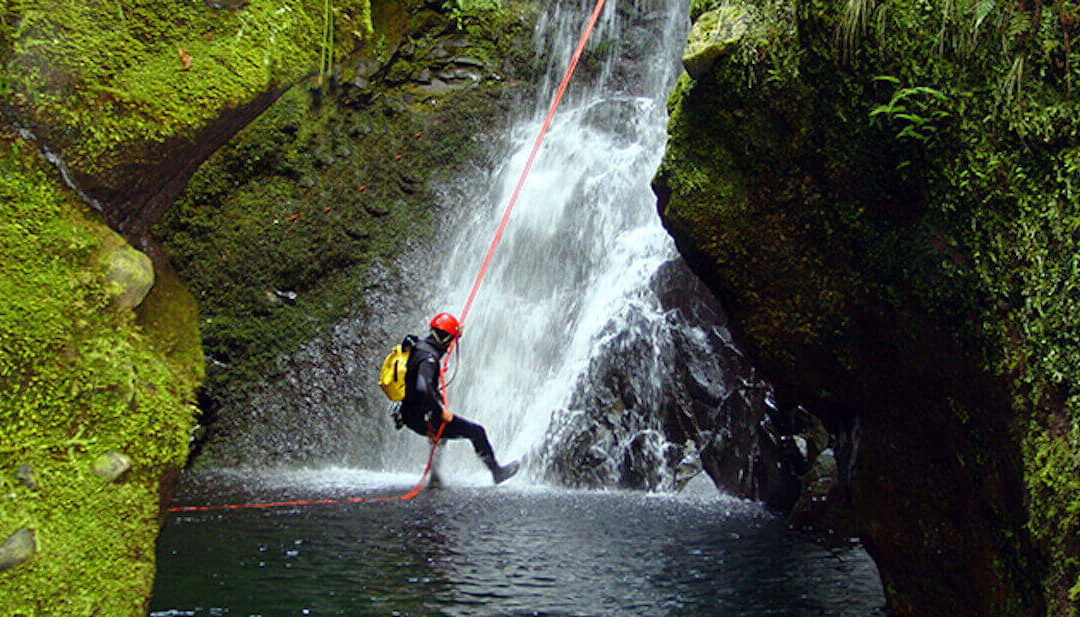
[167,0,608,514]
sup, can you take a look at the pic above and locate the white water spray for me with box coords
[385,0,694,481]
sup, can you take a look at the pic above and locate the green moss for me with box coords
[0,136,202,615]
[2,0,371,175]
[660,0,1080,613]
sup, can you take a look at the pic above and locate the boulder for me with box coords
[92,451,132,483]
[97,231,154,311]
[15,464,38,491]
[789,448,842,529]
[0,529,36,572]
[682,6,752,80]
[803,447,838,502]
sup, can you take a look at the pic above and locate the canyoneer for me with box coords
[382,313,520,485]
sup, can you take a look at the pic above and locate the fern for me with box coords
[836,0,877,60]
[1000,51,1027,104]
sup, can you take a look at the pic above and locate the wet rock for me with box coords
[92,451,132,483]
[449,56,485,69]
[436,68,482,84]
[0,529,36,572]
[429,44,451,60]
[15,464,37,491]
[537,258,800,498]
[673,444,703,490]
[414,68,433,84]
[97,230,155,311]
[352,57,382,83]
[342,226,370,241]
[789,448,841,528]
[430,38,470,60]
[273,290,298,305]
[682,5,753,80]
[619,430,669,489]
[205,0,247,9]
[419,79,453,95]
[621,25,655,62]
[804,448,838,501]
[779,434,811,474]
[363,200,392,217]
[581,99,643,144]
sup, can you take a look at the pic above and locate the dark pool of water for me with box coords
[150,470,885,617]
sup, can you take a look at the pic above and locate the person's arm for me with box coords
[414,357,454,424]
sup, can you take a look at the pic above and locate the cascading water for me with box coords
[381,0,759,490]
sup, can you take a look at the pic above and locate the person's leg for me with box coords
[439,416,519,484]
[439,416,494,459]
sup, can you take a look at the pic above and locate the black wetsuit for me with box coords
[399,335,495,461]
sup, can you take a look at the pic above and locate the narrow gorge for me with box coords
[1,0,1077,616]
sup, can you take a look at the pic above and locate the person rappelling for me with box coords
[372,0,608,493]
[380,312,520,485]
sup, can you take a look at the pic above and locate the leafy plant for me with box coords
[869,76,952,142]
[441,0,501,29]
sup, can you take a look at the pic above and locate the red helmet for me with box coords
[429,312,462,338]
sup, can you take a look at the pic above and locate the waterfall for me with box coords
[382,0,729,486]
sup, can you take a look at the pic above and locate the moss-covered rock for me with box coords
[97,229,154,311]
[1,0,373,239]
[682,5,753,79]
[0,136,203,616]
[657,0,1079,614]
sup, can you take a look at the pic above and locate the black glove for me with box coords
[391,407,405,430]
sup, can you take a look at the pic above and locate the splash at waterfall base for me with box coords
[394,321,521,486]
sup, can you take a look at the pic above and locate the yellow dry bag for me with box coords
[378,336,416,401]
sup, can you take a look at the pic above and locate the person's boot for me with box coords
[480,454,520,485]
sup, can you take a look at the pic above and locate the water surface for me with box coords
[151,470,885,617]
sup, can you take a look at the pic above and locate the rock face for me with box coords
[539,259,803,508]
[77,89,291,239]
[0,138,205,617]
[656,0,1077,614]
